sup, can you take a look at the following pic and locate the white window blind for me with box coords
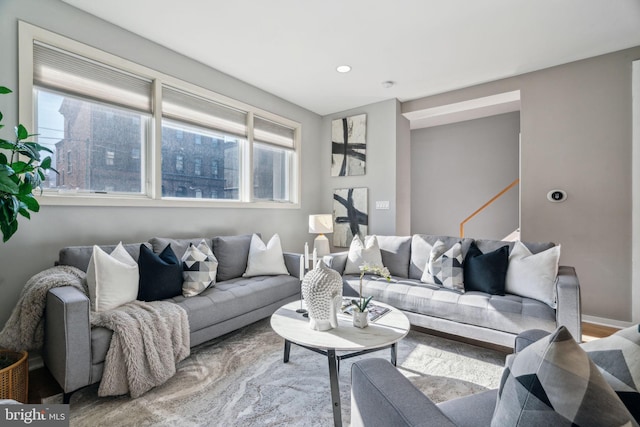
[162,86,248,137]
[33,42,152,113]
[254,116,295,148]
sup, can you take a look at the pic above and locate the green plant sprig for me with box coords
[0,86,58,242]
[351,296,373,312]
[353,262,392,312]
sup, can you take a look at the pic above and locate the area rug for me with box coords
[63,318,507,426]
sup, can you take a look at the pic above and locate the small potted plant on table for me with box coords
[351,263,391,328]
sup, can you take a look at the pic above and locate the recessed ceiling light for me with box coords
[336,65,351,73]
[381,81,395,88]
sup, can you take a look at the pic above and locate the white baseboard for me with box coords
[582,315,634,329]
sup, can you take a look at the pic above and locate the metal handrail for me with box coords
[459,178,520,238]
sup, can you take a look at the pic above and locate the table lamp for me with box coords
[308,214,333,256]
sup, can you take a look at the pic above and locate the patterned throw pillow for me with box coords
[491,326,636,426]
[181,239,218,297]
[420,240,464,292]
[581,324,640,421]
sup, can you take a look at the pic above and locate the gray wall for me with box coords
[395,100,412,235]
[320,99,407,249]
[2,0,637,327]
[410,112,520,240]
[0,0,323,328]
[404,46,640,323]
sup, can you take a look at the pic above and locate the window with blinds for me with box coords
[22,22,300,205]
[253,116,295,202]
[161,86,245,200]
[33,42,151,194]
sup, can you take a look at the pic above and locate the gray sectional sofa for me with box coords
[325,235,581,349]
[43,234,301,402]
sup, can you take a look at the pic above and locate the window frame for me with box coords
[18,21,301,209]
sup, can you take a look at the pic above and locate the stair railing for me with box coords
[459,178,520,238]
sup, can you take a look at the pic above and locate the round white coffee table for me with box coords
[270,300,410,427]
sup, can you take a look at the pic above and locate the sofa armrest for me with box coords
[322,251,348,275]
[43,286,92,394]
[556,265,582,341]
[515,329,550,352]
[283,252,303,279]
[351,358,456,427]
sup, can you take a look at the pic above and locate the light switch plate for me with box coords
[375,200,390,210]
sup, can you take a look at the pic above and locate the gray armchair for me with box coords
[350,330,549,427]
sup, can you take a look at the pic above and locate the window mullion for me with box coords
[149,80,163,199]
[246,112,255,202]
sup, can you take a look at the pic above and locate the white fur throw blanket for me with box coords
[0,265,87,351]
[0,265,190,398]
[91,300,190,398]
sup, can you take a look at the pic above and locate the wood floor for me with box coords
[25,321,621,404]
[581,322,619,342]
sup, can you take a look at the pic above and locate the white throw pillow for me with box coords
[181,239,218,297]
[344,235,384,275]
[505,241,561,307]
[86,242,139,312]
[243,234,289,277]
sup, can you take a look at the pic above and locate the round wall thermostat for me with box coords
[547,189,567,203]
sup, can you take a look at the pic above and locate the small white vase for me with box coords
[353,309,369,328]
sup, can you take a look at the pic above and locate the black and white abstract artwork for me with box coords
[333,187,368,247]
[331,113,366,176]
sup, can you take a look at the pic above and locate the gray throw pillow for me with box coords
[212,234,254,282]
[149,237,212,260]
[376,235,411,278]
[492,326,636,426]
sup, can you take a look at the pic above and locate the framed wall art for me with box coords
[331,113,366,176]
[333,187,368,247]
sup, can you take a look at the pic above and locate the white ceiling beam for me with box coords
[403,91,521,130]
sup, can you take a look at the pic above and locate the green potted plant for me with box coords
[351,262,391,328]
[0,86,57,242]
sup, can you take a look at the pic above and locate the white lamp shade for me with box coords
[309,214,333,234]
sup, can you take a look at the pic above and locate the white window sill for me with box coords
[36,192,299,209]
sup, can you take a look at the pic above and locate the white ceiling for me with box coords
[61,0,640,116]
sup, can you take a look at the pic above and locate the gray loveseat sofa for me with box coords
[43,234,301,402]
[325,235,581,349]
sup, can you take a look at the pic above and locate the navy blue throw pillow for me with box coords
[463,241,509,295]
[137,244,183,301]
